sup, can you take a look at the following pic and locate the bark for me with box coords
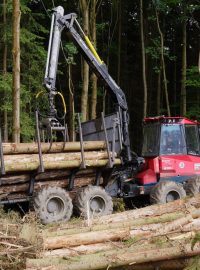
[0,177,95,197]
[3,0,8,142]
[43,211,189,238]
[180,2,187,116]
[0,169,96,185]
[157,62,161,115]
[12,0,21,142]
[140,0,148,118]
[80,0,90,121]
[43,228,130,250]
[42,242,120,257]
[155,8,170,116]
[42,245,189,270]
[2,152,120,172]
[4,158,121,172]
[90,0,98,119]
[42,213,195,251]
[26,260,189,270]
[117,0,121,85]
[26,239,200,270]
[2,141,106,154]
[68,64,75,141]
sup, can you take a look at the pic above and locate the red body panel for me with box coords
[159,155,200,177]
[136,155,200,185]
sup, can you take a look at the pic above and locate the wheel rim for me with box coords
[46,196,65,217]
[166,190,181,202]
[89,195,106,214]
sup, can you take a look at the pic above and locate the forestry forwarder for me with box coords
[35,6,200,221]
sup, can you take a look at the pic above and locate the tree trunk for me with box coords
[3,0,8,142]
[80,0,89,122]
[156,69,161,115]
[117,0,122,85]
[12,0,21,142]
[140,0,148,118]
[180,3,187,116]
[68,64,75,141]
[155,8,171,116]
[90,0,98,120]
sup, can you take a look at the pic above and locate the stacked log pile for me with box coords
[26,194,200,270]
[0,141,119,200]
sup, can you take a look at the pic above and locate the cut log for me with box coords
[26,238,200,270]
[43,228,130,250]
[26,259,189,270]
[2,151,121,172]
[42,214,194,250]
[2,141,106,154]
[42,210,189,238]
[42,242,121,257]
[0,169,97,185]
[0,177,95,196]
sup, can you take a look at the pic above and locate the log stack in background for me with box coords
[0,141,120,200]
[25,194,200,270]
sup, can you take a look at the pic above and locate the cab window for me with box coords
[185,125,200,155]
[160,125,185,155]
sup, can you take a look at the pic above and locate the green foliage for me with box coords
[20,111,35,142]
[186,66,200,88]
[186,106,200,122]
[0,74,12,112]
[64,43,78,57]
[183,256,200,270]
[113,198,125,213]
[64,42,78,65]
[191,232,200,250]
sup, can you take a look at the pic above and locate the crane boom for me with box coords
[44,6,132,162]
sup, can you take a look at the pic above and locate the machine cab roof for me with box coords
[142,116,200,157]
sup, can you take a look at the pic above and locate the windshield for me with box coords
[142,124,160,157]
[160,124,186,155]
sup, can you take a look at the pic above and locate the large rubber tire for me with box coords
[150,181,186,204]
[33,187,73,224]
[184,177,200,196]
[73,185,113,218]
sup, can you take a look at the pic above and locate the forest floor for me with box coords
[1,197,200,270]
[0,198,127,270]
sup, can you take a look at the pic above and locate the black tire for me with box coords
[73,185,113,218]
[184,177,200,196]
[150,181,186,204]
[33,187,73,224]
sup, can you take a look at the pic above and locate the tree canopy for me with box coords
[0,0,199,152]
